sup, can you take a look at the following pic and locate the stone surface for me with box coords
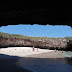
[0,36,72,50]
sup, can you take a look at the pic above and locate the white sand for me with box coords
[0,47,54,57]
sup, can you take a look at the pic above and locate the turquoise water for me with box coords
[63,52,72,58]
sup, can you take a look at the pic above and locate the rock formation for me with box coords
[66,40,72,51]
[0,32,72,51]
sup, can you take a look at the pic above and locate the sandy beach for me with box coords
[0,47,55,57]
[0,47,72,72]
[0,47,54,72]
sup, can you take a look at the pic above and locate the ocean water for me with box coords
[62,51,72,58]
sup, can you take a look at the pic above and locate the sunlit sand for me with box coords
[0,47,54,57]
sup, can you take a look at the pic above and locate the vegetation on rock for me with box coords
[0,32,72,51]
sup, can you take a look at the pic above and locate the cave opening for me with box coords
[0,24,72,51]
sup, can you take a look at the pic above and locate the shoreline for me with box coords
[17,50,72,72]
[26,50,72,58]
[0,47,72,72]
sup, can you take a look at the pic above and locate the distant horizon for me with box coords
[0,24,72,38]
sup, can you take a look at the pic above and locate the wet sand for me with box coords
[26,51,65,58]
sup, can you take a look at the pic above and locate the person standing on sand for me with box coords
[37,48,39,52]
[32,46,35,52]
[55,49,56,52]
[62,50,63,53]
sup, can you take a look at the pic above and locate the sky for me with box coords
[0,24,72,38]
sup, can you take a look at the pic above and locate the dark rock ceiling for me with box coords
[0,7,72,27]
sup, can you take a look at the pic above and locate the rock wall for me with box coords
[0,36,71,51]
[66,40,72,51]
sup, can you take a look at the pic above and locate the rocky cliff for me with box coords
[0,32,72,51]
